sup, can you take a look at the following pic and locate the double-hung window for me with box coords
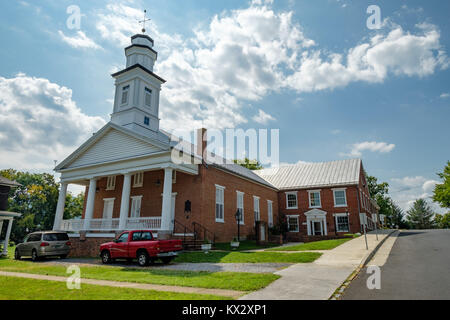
[106,176,116,191]
[333,189,347,207]
[133,172,144,188]
[236,191,244,225]
[267,200,274,227]
[121,85,130,105]
[287,215,299,232]
[215,185,225,223]
[130,196,142,218]
[253,196,260,223]
[286,192,298,209]
[309,190,321,208]
[144,87,152,107]
[335,214,350,233]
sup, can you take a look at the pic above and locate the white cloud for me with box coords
[440,93,450,99]
[341,141,395,157]
[0,74,106,170]
[331,129,342,135]
[252,109,275,124]
[58,30,101,50]
[92,2,448,131]
[390,176,443,214]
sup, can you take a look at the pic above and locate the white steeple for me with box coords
[110,33,165,137]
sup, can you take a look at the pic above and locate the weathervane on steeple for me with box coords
[139,9,151,34]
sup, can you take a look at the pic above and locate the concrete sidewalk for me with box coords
[240,230,396,300]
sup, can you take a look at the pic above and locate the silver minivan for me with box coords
[15,231,71,261]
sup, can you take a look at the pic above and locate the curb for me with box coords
[359,229,398,269]
[329,229,398,300]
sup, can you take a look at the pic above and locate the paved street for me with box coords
[342,230,450,300]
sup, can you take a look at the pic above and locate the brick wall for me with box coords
[280,185,363,238]
[68,235,115,258]
[81,165,278,243]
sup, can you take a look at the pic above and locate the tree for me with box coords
[390,202,409,229]
[233,158,263,170]
[406,199,435,230]
[366,175,394,226]
[433,161,450,209]
[0,169,84,243]
[434,213,450,229]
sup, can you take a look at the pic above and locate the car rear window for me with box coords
[43,233,69,241]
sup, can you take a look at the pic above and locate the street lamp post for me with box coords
[235,209,242,241]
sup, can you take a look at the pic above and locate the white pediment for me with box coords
[304,209,327,217]
[60,125,166,170]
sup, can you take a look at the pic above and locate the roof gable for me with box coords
[56,123,169,171]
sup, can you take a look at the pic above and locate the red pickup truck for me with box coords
[99,230,183,266]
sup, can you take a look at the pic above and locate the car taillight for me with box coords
[66,241,71,246]
[40,242,50,247]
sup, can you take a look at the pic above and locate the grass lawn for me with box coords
[0,276,229,300]
[174,251,322,263]
[0,256,279,292]
[214,240,278,251]
[266,238,353,252]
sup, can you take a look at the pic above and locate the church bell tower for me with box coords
[110,32,166,138]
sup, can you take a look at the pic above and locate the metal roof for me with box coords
[254,159,362,190]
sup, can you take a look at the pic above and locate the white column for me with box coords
[84,178,97,230]
[53,182,68,231]
[306,218,311,236]
[2,219,13,255]
[119,173,132,230]
[323,217,328,235]
[161,168,173,231]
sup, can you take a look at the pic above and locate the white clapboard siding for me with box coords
[68,129,161,168]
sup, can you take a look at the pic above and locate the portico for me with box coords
[305,209,328,236]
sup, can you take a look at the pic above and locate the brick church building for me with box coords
[52,33,379,257]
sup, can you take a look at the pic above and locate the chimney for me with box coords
[197,128,207,159]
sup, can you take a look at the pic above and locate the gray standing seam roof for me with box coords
[254,159,362,190]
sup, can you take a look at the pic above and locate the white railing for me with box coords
[126,217,161,230]
[89,218,120,231]
[60,217,162,232]
[60,219,84,232]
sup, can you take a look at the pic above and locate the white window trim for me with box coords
[121,85,130,106]
[333,188,348,208]
[335,213,350,233]
[287,215,300,233]
[133,172,144,188]
[236,191,245,225]
[285,191,298,209]
[106,176,116,191]
[253,196,260,223]
[144,87,153,107]
[308,190,322,208]
[267,200,274,227]
[215,185,225,223]
[130,195,143,218]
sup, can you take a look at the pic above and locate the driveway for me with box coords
[42,258,290,274]
[342,229,450,300]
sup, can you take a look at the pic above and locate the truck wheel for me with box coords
[101,250,112,264]
[14,249,21,260]
[137,251,149,267]
[161,257,174,265]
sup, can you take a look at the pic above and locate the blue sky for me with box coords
[0,0,449,213]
